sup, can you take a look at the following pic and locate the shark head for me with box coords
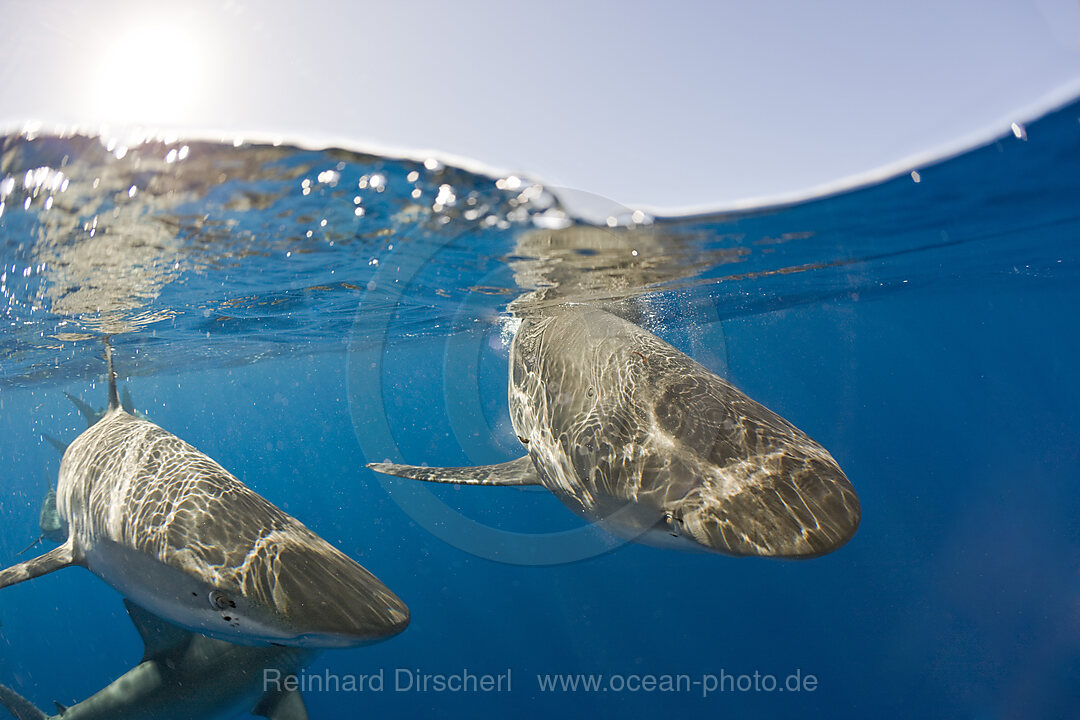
[220,528,412,648]
[163,556,411,649]
[56,408,411,649]
[653,446,861,558]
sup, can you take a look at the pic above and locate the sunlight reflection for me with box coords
[86,13,210,126]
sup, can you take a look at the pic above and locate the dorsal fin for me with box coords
[105,339,120,412]
[122,599,194,661]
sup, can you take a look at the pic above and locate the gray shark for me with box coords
[370,306,860,557]
[0,599,315,720]
[0,346,409,647]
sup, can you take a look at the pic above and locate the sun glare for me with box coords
[87,15,210,128]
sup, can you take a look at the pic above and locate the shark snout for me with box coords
[243,533,411,648]
[671,456,861,558]
[284,589,410,648]
[367,592,410,639]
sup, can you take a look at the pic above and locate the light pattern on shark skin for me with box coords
[56,407,408,645]
[24,391,134,557]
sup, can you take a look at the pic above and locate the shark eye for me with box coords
[209,590,236,611]
[664,512,682,538]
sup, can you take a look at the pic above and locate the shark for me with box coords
[0,599,316,720]
[0,345,409,647]
[370,305,860,558]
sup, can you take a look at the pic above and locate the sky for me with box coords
[2,0,1079,213]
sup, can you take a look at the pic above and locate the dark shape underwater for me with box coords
[0,599,316,720]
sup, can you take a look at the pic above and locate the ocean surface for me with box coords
[0,96,1077,719]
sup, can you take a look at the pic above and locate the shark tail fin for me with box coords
[0,684,47,720]
[367,455,541,486]
[0,541,75,591]
[105,339,119,412]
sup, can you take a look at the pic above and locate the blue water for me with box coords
[0,97,1078,719]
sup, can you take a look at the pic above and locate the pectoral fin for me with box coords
[0,541,75,590]
[123,599,195,662]
[254,689,309,720]
[63,392,103,427]
[367,455,541,486]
